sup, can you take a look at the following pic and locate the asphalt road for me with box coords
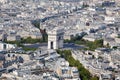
[24,43,85,50]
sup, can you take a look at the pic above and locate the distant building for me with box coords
[0,30,7,41]
[55,58,80,80]
[48,27,64,49]
[102,1,115,7]
[95,7,106,14]
[0,54,5,68]
[103,38,120,48]
[100,74,112,80]
[7,32,21,41]
[0,0,7,4]
[64,34,74,40]
[7,35,21,41]
[83,33,102,42]
[0,42,16,51]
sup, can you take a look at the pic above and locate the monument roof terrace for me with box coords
[47,27,64,35]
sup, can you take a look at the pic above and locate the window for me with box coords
[62,69,68,74]
[3,44,6,50]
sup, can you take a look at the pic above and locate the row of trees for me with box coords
[5,37,43,44]
[75,39,104,51]
[5,37,47,44]
[4,37,43,51]
[57,49,99,80]
[65,38,104,51]
[21,46,37,51]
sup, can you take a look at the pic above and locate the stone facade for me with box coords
[48,27,64,49]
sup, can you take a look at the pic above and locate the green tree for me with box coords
[90,76,99,80]
[56,50,99,80]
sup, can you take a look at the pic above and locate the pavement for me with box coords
[24,43,85,50]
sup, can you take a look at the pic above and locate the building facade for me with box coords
[48,27,64,49]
